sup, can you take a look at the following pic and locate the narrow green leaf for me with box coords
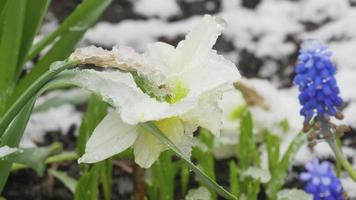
[246,178,260,200]
[181,163,190,196]
[0,96,36,193]
[238,110,259,169]
[17,0,51,74]
[228,161,239,197]
[11,151,78,172]
[0,60,76,138]
[98,159,113,200]
[49,169,78,194]
[7,0,111,115]
[0,0,26,96]
[0,0,8,17]
[193,129,217,199]
[1,142,62,175]
[266,132,306,199]
[45,151,78,164]
[263,129,280,175]
[151,151,175,199]
[139,122,237,200]
[27,0,111,61]
[74,165,99,200]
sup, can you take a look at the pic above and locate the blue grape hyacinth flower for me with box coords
[300,159,345,200]
[294,40,343,125]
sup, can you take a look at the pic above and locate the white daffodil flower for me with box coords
[67,15,241,168]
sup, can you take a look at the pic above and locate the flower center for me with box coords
[166,79,189,104]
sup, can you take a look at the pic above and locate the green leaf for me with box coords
[0,96,36,192]
[246,178,260,200]
[139,122,237,200]
[49,169,78,194]
[27,0,111,61]
[7,0,111,114]
[193,129,216,199]
[0,60,76,138]
[228,161,239,197]
[45,151,78,164]
[98,159,113,200]
[150,151,175,200]
[1,142,62,176]
[74,165,99,200]
[11,151,78,172]
[0,0,8,17]
[77,94,108,156]
[181,162,190,196]
[266,132,306,199]
[263,129,280,175]
[76,94,109,198]
[238,110,259,169]
[17,0,50,74]
[0,0,26,96]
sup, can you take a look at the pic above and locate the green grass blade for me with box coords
[49,169,77,194]
[140,122,237,200]
[263,129,280,175]
[266,132,306,199]
[151,151,175,199]
[193,129,217,199]
[229,161,239,197]
[74,165,99,200]
[180,163,190,196]
[238,110,259,170]
[99,159,113,200]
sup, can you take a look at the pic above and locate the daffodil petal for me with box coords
[173,15,226,71]
[145,42,176,74]
[64,69,199,124]
[78,112,138,163]
[182,87,228,137]
[133,126,165,168]
[133,117,188,168]
[182,52,240,95]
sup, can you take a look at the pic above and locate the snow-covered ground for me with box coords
[23,0,356,196]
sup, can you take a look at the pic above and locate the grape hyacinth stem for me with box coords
[327,137,356,181]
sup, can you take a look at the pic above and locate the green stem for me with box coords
[0,60,77,138]
[327,139,356,181]
[139,122,237,200]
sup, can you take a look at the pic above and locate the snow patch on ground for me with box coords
[134,0,181,18]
